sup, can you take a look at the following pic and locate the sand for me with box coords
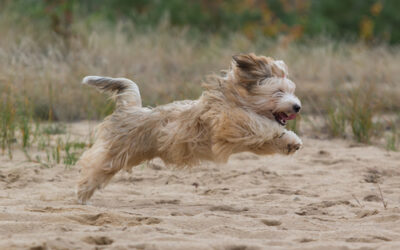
[1,123,400,250]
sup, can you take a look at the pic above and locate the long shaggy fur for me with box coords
[77,53,303,204]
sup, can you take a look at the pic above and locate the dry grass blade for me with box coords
[377,183,388,209]
[351,194,364,208]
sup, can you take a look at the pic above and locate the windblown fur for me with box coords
[77,53,302,204]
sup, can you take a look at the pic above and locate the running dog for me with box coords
[77,53,302,204]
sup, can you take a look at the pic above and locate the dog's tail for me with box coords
[82,76,142,107]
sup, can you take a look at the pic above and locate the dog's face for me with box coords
[231,53,301,126]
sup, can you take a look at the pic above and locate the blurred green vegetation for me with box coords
[1,0,400,150]
[2,0,399,44]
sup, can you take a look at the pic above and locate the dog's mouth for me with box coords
[273,112,296,126]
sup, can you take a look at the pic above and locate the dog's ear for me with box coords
[232,53,273,89]
[271,60,289,78]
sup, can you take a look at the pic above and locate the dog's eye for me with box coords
[274,89,284,94]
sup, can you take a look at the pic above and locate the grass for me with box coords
[42,123,66,135]
[377,183,388,209]
[0,97,89,166]
[323,82,394,145]
[1,13,400,161]
[386,133,397,151]
[2,19,400,119]
[286,116,301,134]
[33,133,88,168]
[384,117,400,151]
[326,105,347,138]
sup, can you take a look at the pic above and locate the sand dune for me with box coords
[1,124,400,249]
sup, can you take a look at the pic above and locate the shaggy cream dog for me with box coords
[77,53,302,204]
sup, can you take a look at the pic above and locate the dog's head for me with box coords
[230,53,301,126]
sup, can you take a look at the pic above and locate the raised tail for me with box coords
[82,76,142,107]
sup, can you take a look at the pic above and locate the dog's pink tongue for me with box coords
[286,114,297,120]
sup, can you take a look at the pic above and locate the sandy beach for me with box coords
[1,123,400,250]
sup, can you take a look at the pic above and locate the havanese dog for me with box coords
[77,53,302,204]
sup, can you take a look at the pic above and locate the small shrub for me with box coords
[0,91,17,159]
[348,106,375,143]
[326,106,346,138]
[386,132,397,151]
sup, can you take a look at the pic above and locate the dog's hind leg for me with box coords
[76,140,146,204]
[77,76,143,204]
[76,142,124,204]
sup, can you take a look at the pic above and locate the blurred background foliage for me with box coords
[1,0,400,148]
[1,0,399,44]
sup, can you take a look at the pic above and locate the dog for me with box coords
[77,53,302,204]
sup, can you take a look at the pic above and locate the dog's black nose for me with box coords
[293,104,301,113]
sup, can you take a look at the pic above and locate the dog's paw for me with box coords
[276,131,302,155]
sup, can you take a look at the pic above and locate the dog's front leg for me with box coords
[212,111,303,159]
[271,130,302,155]
[250,130,302,155]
